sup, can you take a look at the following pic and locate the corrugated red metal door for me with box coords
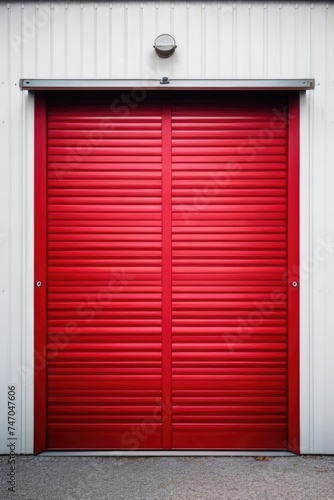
[46,102,164,449]
[171,101,290,449]
[39,92,298,451]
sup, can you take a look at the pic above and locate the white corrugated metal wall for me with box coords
[0,1,333,454]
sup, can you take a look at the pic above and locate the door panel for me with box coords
[46,103,164,449]
[171,102,288,449]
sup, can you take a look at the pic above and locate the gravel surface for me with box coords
[1,455,334,500]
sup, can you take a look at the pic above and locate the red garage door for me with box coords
[34,92,299,452]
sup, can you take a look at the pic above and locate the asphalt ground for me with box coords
[1,455,334,500]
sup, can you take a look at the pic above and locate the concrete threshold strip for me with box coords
[40,451,295,457]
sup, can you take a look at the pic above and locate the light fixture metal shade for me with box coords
[154,34,177,58]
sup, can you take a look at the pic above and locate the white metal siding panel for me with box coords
[0,4,11,455]
[310,4,326,454]
[280,3,296,77]
[111,3,127,77]
[266,3,281,78]
[324,5,334,454]
[308,3,334,454]
[219,3,233,78]
[203,3,218,77]
[66,4,82,78]
[0,0,334,454]
[96,5,110,78]
[52,4,66,77]
[22,4,37,77]
[235,3,250,78]
[36,5,52,77]
[249,4,266,78]
[81,4,95,78]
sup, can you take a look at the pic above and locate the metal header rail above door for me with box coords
[19,78,315,91]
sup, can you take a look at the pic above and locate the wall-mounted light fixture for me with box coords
[154,34,177,58]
